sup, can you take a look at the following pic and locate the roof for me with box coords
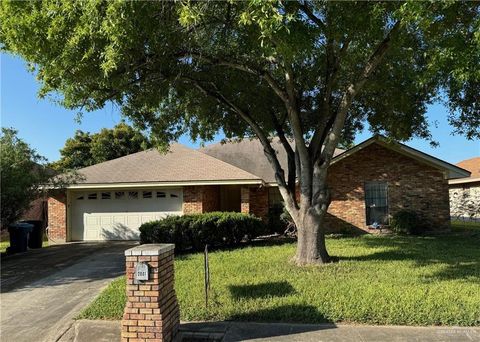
[456,157,480,178]
[199,137,344,184]
[448,157,480,185]
[331,136,471,180]
[69,144,261,188]
[63,135,470,189]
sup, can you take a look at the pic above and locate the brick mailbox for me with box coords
[122,244,179,342]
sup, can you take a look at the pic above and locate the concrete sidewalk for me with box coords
[62,320,480,342]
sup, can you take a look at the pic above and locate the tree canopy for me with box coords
[50,123,152,171]
[1,1,478,264]
[0,128,49,227]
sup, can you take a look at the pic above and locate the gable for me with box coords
[331,137,470,180]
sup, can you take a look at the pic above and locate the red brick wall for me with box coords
[182,186,220,214]
[21,197,46,221]
[249,187,269,222]
[47,192,67,243]
[202,186,220,212]
[122,245,179,341]
[325,143,450,233]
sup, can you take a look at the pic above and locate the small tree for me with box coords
[1,1,478,264]
[51,123,151,171]
[0,128,49,227]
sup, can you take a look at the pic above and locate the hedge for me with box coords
[139,212,266,252]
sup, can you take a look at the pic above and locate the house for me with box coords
[47,136,470,242]
[449,157,480,222]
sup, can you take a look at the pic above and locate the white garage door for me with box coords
[70,189,183,241]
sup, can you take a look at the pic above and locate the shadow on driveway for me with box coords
[0,241,137,293]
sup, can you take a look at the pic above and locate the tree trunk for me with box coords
[293,207,331,265]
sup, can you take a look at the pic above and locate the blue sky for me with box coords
[1,53,478,164]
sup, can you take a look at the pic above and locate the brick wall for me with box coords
[202,186,220,212]
[325,143,450,233]
[182,186,220,214]
[47,192,67,243]
[122,245,179,342]
[248,187,269,222]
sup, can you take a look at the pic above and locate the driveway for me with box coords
[0,242,136,342]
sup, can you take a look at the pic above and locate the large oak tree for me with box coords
[1,1,478,264]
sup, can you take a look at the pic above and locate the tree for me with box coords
[1,1,478,264]
[0,128,49,227]
[50,123,151,171]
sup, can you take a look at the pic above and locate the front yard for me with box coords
[79,232,480,326]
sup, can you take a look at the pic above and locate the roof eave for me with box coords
[63,179,264,190]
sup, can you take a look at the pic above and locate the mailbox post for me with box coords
[122,244,179,342]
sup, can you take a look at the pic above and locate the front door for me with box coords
[364,182,389,226]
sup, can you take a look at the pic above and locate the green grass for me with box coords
[0,241,9,253]
[451,220,480,232]
[0,239,49,253]
[78,233,480,326]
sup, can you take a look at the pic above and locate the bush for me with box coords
[267,203,287,234]
[139,212,266,252]
[390,210,420,234]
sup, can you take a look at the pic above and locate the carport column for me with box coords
[122,244,179,342]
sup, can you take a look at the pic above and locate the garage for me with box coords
[70,188,183,241]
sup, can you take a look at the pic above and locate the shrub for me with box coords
[139,212,266,252]
[390,210,420,234]
[267,203,287,234]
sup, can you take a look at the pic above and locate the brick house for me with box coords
[448,157,480,222]
[47,136,469,242]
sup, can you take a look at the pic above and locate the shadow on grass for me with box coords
[341,234,480,282]
[229,281,295,300]
[228,304,333,324]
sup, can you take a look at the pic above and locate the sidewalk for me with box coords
[63,320,480,342]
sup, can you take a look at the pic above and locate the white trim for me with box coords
[63,179,263,190]
[448,177,480,185]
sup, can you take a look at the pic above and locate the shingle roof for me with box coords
[74,144,261,184]
[199,138,344,183]
[456,157,480,178]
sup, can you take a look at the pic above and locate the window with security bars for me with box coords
[364,182,389,226]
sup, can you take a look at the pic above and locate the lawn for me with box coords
[451,220,480,232]
[0,237,49,253]
[79,233,480,326]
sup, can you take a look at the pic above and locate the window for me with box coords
[87,193,97,200]
[156,191,166,198]
[143,191,152,199]
[129,191,138,199]
[364,182,389,225]
[101,192,111,200]
[170,193,178,198]
[76,195,84,200]
[115,191,125,199]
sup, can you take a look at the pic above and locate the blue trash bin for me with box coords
[7,223,33,254]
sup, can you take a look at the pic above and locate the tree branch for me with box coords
[317,21,402,184]
[183,76,298,210]
[299,1,327,31]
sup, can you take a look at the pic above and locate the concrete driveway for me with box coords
[0,242,136,342]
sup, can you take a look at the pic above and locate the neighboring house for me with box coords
[449,157,480,222]
[47,136,469,242]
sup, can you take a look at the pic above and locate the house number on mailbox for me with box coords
[134,262,149,282]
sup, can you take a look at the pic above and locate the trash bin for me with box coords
[22,220,44,249]
[7,222,33,254]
